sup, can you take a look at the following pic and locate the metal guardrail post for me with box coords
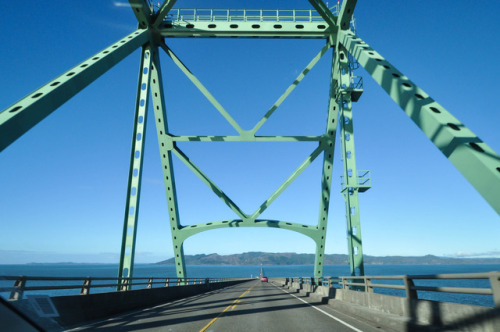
[120,278,129,291]
[342,277,348,290]
[9,276,26,300]
[403,276,418,300]
[164,278,170,287]
[366,277,373,293]
[489,271,500,308]
[147,278,153,289]
[403,275,418,317]
[81,277,92,295]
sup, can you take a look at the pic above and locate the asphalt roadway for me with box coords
[73,280,389,331]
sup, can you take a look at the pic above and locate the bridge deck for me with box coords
[73,280,386,331]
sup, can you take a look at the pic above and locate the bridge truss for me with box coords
[1,0,499,284]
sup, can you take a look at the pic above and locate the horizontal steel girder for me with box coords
[172,219,322,244]
[0,29,150,152]
[339,30,500,215]
[170,135,323,142]
[159,21,331,39]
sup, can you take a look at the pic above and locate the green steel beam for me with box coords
[337,44,364,277]
[118,44,153,287]
[313,45,339,278]
[152,36,340,279]
[250,144,325,220]
[170,135,322,142]
[339,30,500,215]
[148,46,186,279]
[158,8,330,39]
[172,147,248,220]
[340,108,365,277]
[173,219,320,244]
[307,0,337,28]
[159,22,330,39]
[152,0,178,28]
[160,43,245,135]
[338,0,358,31]
[129,0,152,28]
[251,42,331,134]
[0,29,149,152]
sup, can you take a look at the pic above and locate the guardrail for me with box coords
[0,276,230,300]
[164,8,327,23]
[285,272,500,308]
[340,169,371,192]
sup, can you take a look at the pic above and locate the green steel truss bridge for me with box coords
[1,0,499,287]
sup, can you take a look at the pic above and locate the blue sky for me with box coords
[0,1,499,264]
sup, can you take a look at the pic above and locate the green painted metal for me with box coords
[172,147,247,221]
[251,42,331,134]
[334,0,365,279]
[313,45,340,278]
[155,39,338,278]
[148,45,187,280]
[249,144,325,221]
[2,0,499,285]
[337,43,365,276]
[337,0,357,31]
[338,29,500,215]
[172,219,320,247]
[152,0,178,28]
[129,0,153,28]
[159,8,331,39]
[160,43,244,135]
[0,29,150,152]
[307,0,337,28]
[118,44,153,288]
[171,136,322,142]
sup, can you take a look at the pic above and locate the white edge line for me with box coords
[274,284,364,332]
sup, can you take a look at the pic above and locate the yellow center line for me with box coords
[230,299,240,310]
[199,284,255,332]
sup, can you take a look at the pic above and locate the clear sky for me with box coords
[1,1,499,264]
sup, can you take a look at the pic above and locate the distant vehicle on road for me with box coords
[259,264,268,282]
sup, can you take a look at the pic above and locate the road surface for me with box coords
[73,280,389,331]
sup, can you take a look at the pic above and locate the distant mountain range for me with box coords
[156,252,500,265]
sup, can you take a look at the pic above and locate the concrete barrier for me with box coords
[51,279,251,328]
[274,279,500,331]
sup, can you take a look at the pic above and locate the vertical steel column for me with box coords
[314,44,339,278]
[337,44,364,276]
[118,45,153,287]
[148,45,187,280]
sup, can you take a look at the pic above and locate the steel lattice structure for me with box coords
[1,1,499,285]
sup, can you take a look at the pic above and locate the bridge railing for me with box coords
[164,8,326,23]
[0,276,231,300]
[286,272,500,308]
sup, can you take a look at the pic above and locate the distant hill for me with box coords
[155,252,500,265]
